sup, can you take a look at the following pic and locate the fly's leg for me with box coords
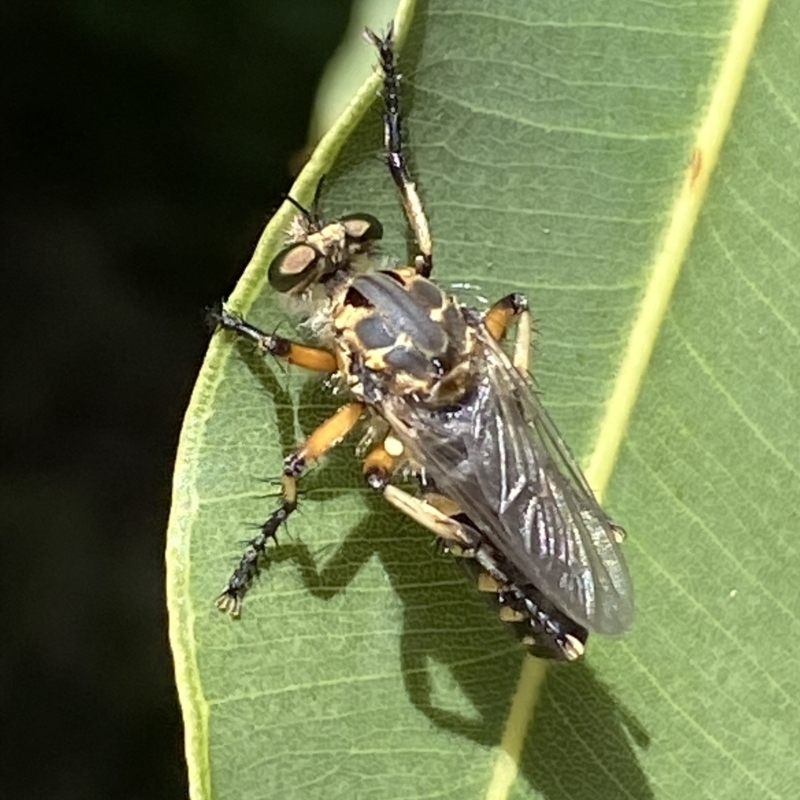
[382,485,476,547]
[216,401,364,615]
[364,24,433,278]
[484,293,532,373]
[209,305,338,373]
[360,436,395,489]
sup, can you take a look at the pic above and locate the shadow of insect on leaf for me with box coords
[233,337,297,459]
[267,476,651,800]
[523,664,652,800]
[230,331,651,799]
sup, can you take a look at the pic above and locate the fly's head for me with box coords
[268,191,383,296]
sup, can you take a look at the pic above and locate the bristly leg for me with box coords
[364,23,433,277]
[215,476,299,616]
[216,402,364,614]
[209,304,338,373]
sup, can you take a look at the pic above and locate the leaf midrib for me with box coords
[485,1,771,797]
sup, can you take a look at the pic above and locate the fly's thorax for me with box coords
[330,268,476,403]
[296,291,337,346]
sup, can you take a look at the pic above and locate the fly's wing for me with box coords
[385,328,634,635]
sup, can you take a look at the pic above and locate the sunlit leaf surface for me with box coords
[167,1,800,798]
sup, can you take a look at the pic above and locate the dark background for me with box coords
[1,2,352,798]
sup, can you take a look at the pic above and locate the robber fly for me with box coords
[209,24,634,660]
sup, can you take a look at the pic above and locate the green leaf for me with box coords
[167,1,800,799]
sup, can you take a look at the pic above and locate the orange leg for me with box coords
[217,402,364,616]
[289,402,364,469]
[362,431,409,489]
[484,293,532,373]
[362,442,396,490]
[210,305,337,373]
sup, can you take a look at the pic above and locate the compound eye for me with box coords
[340,214,383,244]
[268,243,320,293]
